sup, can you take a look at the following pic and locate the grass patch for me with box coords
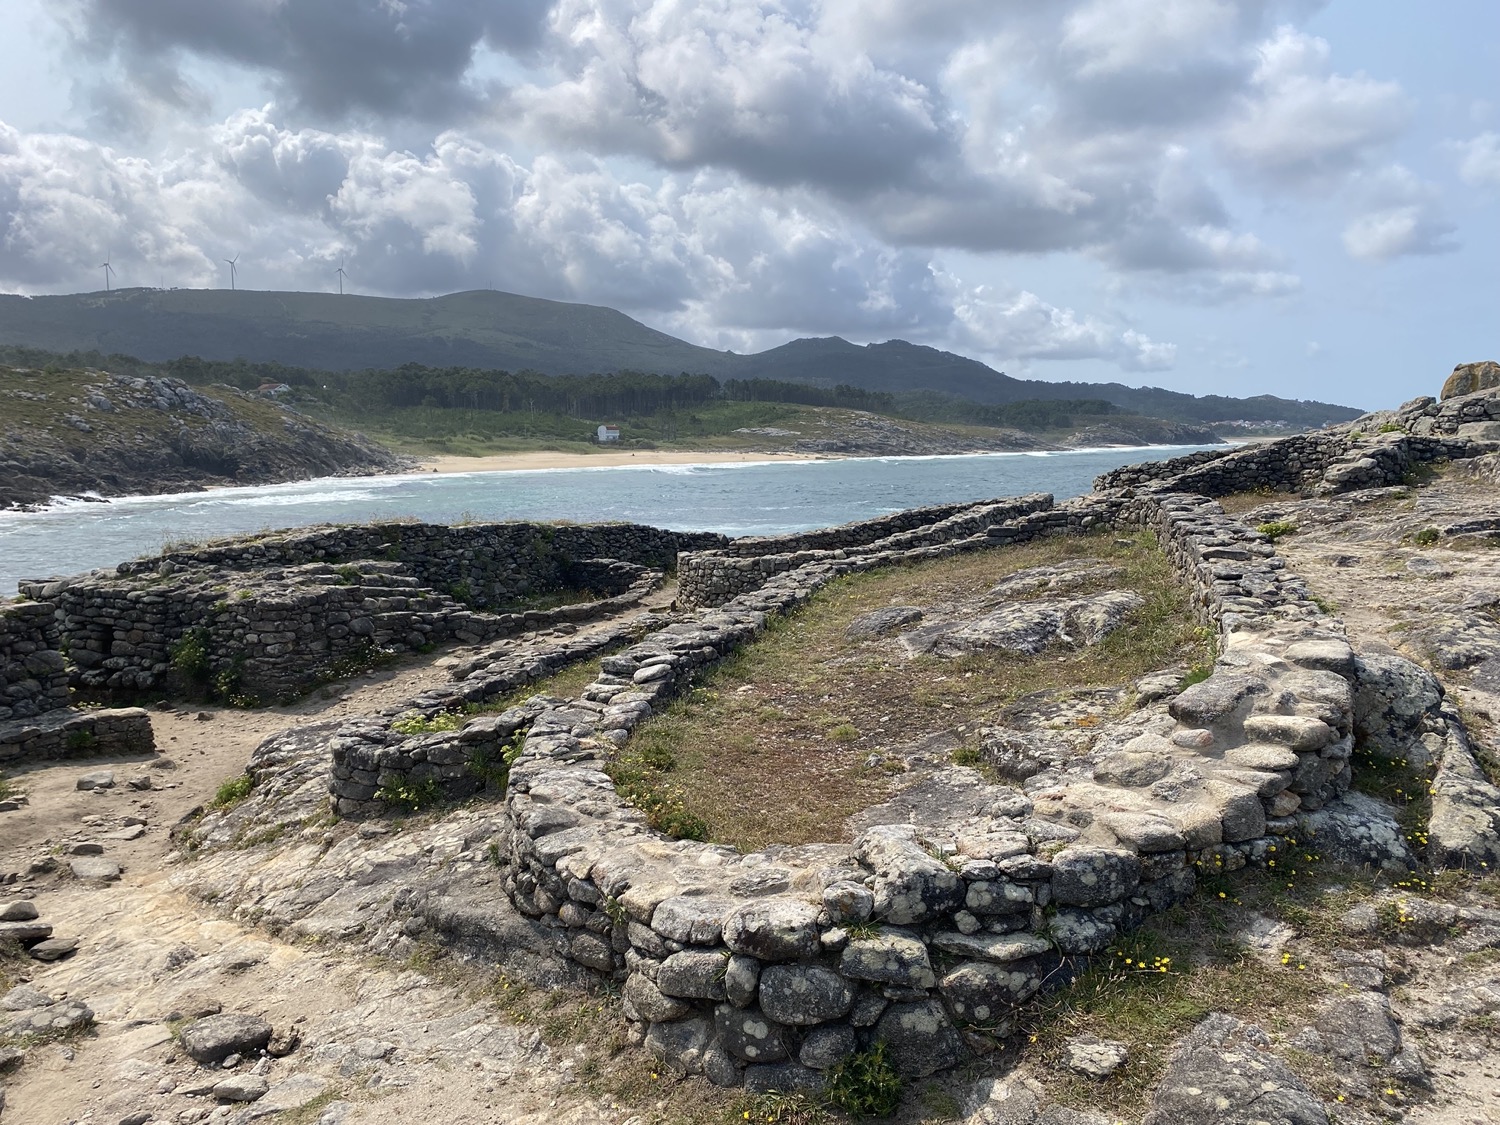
[373,774,441,812]
[1020,856,1365,1122]
[622,532,1212,851]
[1255,519,1297,540]
[390,710,465,735]
[210,774,253,809]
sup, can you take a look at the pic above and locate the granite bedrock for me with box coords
[7,385,1500,1089]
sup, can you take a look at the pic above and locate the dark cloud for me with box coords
[78,0,555,120]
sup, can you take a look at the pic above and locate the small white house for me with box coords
[597,424,621,443]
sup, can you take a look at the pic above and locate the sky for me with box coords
[0,1,1496,411]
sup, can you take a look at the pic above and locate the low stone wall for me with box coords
[20,559,664,702]
[328,614,666,816]
[108,521,726,610]
[0,598,155,765]
[484,490,1391,1088]
[0,705,154,765]
[709,499,1006,558]
[676,495,1054,608]
[1095,432,1354,495]
[0,600,69,722]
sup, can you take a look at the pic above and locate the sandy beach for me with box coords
[416,449,824,473]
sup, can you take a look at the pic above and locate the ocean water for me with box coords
[0,445,1214,595]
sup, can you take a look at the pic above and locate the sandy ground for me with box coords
[417,449,823,473]
[0,649,628,1125]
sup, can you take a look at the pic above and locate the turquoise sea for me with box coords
[0,445,1216,595]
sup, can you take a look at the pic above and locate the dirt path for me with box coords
[0,599,679,1125]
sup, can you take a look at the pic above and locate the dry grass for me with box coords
[1214,488,1302,515]
[623,531,1212,851]
[1018,852,1402,1121]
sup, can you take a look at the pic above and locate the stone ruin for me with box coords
[0,599,152,768]
[9,379,1500,1089]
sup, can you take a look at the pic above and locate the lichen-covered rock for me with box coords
[938,960,1048,1023]
[859,826,964,925]
[1065,1035,1128,1078]
[1441,360,1500,400]
[1314,991,1401,1063]
[1047,908,1117,954]
[722,899,821,962]
[758,964,856,1026]
[714,1005,788,1063]
[839,929,936,989]
[623,974,693,1022]
[1168,674,1267,728]
[652,896,736,945]
[799,1024,858,1069]
[1050,847,1141,907]
[1353,653,1443,759]
[646,1016,715,1076]
[1143,1014,1328,1125]
[724,954,760,1008]
[873,999,965,1078]
[657,950,729,1001]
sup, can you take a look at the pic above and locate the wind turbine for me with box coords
[224,254,239,291]
[101,256,115,292]
[336,258,347,295]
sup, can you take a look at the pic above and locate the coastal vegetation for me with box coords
[620,531,1213,851]
[0,344,1216,457]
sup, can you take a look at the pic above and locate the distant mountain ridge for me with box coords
[0,287,1362,425]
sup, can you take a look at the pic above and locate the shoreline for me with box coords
[415,449,826,473]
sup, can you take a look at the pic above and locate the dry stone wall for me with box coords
[109,521,725,610]
[0,598,152,765]
[0,601,70,721]
[21,540,669,701]
[484,486,1416,1090]
[676,494,1055,609]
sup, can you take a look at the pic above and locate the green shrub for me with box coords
[391,710,465,735]
[170,627,212,683]
[825,1042,903,1119]
[1255,520,1296,541]
[374,774,441,812]
[827,722,859,743]
[211,774,253,809]
[951,745,983,767]
[335,564,362,585]
[1412,527,1441,547]
[1378,422,1404,434]
[65,729,97,752]
[1178,664,1213,690]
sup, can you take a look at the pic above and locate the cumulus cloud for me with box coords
[947,279,1177,372]
[1340,164,1456,261]
[0,109,1177,373]
[1,0,1464,381]
[1222,27,1410,187]
[1454,132,1500,188]
[70,0,555,121]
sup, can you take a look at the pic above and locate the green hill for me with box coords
[0,287,1362,426]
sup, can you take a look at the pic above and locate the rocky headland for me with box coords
[0,365,406,511]
[2,364,1500,1125]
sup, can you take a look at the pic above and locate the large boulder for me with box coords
[178,1013,273,1065]
[1441,360,1500,400]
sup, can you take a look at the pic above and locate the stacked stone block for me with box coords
[0,598,153,764]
